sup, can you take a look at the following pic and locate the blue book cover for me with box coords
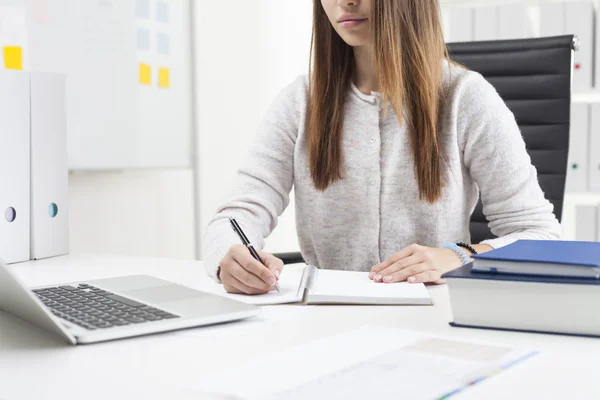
[442,263,600,285]
[471,240,600,267]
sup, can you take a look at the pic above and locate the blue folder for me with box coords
[472,240,600,267]
[471,240,600,278]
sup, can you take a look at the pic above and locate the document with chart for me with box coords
[191,326,537,400]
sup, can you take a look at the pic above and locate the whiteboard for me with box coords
[0,0,193,170]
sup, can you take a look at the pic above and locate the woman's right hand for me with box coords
[218,245,283,295]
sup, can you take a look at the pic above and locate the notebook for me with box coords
[198,264,432,306]
[471,240,600,279]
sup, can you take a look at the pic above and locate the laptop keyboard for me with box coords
[32,283,180,330]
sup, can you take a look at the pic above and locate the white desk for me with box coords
[1,254,598,400]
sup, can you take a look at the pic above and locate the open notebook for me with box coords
[198,264,432,306]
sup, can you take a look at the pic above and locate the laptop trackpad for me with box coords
[122,284,206,304]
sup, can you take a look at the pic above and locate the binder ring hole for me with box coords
[4,207,16,222]
[48,203,58,218]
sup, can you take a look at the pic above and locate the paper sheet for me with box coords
[196,265,307,305]
[190,326,536,400]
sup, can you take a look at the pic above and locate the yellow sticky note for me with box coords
[4,46,23,70]
[139,63,151,85]
[158,67,170,88]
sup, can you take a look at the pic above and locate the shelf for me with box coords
[572,92,600,103]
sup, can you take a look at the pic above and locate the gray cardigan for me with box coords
[203,63,561,280]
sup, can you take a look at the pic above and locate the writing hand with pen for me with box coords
[217,218,283,295]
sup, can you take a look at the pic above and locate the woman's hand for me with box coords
[369,244,464,284]
[219,245,283,295]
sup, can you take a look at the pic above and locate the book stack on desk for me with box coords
[443,240,600,337]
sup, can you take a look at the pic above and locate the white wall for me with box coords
[68,170,195,260]
[69,0,597,262]
[194,0,313,256]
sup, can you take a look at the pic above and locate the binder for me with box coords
[597,203,600,241]
[540,2,565,37]
[474,6,498,41]
[30,72,69,260]
[447,7,474,42]
[565,1,594,91]
[575,205,598,241]
[498,3,529,39]
[0,70,30,264]
[590,104,600,192]
[566,103,590,192]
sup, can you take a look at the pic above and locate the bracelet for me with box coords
[441,243,471,266]
[456,242,478,255]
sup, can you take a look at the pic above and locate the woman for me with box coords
[204,0,560,294]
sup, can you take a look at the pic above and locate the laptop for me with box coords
[0,260,260,344]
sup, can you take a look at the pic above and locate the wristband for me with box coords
[456,242,478,255]
[441,243,471,265]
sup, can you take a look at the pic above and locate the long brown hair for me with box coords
[307,0,448,203]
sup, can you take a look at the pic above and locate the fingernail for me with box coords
[275,270,281,278]
[374,274,382,280]
[384,276,393,282]
[268,277,276,286]
[408,277,416,283]
[368,271,374,278]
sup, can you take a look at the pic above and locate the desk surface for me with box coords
[1,254,598,399]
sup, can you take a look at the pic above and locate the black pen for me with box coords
[229,218,280,293]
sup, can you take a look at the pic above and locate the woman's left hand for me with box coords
[369,244,465,284]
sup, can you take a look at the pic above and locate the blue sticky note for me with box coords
[135,0,150,18]
[156,1,169,23]
[157,32,169,54]
[137,28,150,50]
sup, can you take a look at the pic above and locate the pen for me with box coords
[229,218,280,293]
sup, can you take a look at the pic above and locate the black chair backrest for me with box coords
[447,35,574,244]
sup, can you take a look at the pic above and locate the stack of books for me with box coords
[443,240,600,337]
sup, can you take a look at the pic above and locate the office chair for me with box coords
[275,35,576,264]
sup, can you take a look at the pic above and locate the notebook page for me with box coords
[308,269,431,304]
[196,264,308,305]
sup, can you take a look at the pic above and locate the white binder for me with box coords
[474,7,498,41]
[447,7,474,42]
[540,2,565,37]
[597,203,600,241]
[590,104,600,193]
[498,4,529,40]
[575,205,598,241]
[565,1,594,92]
[0,70,30,264]
[30,72,69,260]
[566,103,590,193]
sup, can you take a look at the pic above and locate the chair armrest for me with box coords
[272,252,305,265]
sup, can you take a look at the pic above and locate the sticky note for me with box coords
[4,46,23,70]
[157,32,169,55]
[135,0,150,18]
[137,28,150,50]
[139,63,151,85]
[158,67,170,88]
[156,1,169,23]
